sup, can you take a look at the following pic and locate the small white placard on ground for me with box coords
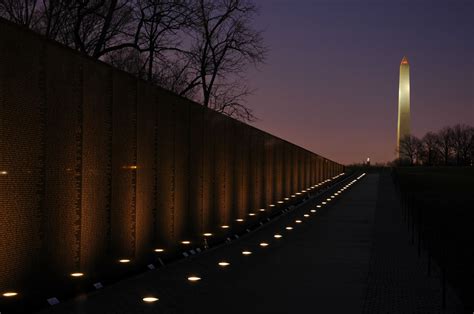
[47,297,60,306]
[93,282,103,289]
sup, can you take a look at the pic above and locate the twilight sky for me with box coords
[247,0,474,165]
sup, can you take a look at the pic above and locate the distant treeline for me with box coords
[397,124,474,166]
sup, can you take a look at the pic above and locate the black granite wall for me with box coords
[0,18,344,302]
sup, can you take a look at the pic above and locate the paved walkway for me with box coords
[39,173,464,314]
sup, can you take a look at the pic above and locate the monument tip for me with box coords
[401,56,409,65]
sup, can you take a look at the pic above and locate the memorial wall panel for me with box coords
[81,59,112,274]
[0,24,44,291]
[156,92,175,247]
[136,81,156,262]
[42,44,83,279]
[110,72,137,260]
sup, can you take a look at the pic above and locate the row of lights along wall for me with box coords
[140,173,366,304]
[0,19,344,302]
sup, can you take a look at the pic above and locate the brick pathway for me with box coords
[362,172,464,313]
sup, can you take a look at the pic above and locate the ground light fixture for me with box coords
[322,202,327,204]
[181,241,191,245]
[236,218,244,222]
[218,261,230,267]
[242,250,252,255]
[317,205,322,208]
[203,233,213,237]
[70,272,84,277]
[295,220,302,223]
[310,209,316,213]
[154,248,164,252]
[269,204,275,207]
[187,276,201,282]
[274,234,282,239]
[259,208,266,212]
[143,297,159,303]
[304,214,310,217]
[248,213,256,216]
[2,292,18,297]
[277,201,284,204]
[260,242,269,247]
[284,198,289,200]
[221,225,229,229]
[285,226,293,230]
[119,259,131,263]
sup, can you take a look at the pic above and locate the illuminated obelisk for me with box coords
[397,56,410,158]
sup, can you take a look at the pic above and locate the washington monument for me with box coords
[397,56,411,158]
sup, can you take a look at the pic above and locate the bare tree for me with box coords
[1,0,267,122]
[398,135,422,165]
[0,0,39,28]
[179,0,267,121]
[421,131,439,165]
[451,124,473,165]
[436,126,454,166]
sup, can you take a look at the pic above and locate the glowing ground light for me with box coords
[310,210,316,213]
[221,225,230,229]
[203,233,213,237]
[284,198,289,200]
[295,220,302,223]
[259,208,266,212]
[143,297,159,303]
[0,171,7,175]
[248,213,256,216]
[277,201,284,204]
[181,241,191,245]
[218,261,230,267]
[187,276,201,282]
[274,234,282,239]
[269,204,275,207]
[154,248,164,252]
[331,196,335,198]
[119,259,130,263]
[296,192,301,195]
[326,198,331,201]
[236,218,244,222]
[322,202,327,204]
[70,272,84,277]
[285,226,293,230]
[242,251,252,255]
[259,242,269,247]
[317,205,322,208]
[304,214,310,217]
[2,292,18,297]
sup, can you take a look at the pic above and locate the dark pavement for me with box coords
[38,172,464,314]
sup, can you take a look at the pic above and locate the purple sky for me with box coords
[247,0,474,165]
